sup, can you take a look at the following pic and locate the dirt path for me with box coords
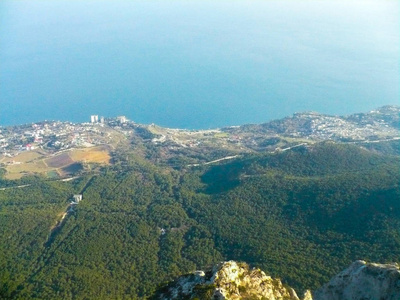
[0,184,31,191]
[188,155,240,167]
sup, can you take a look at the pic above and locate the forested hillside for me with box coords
[0,143,399,299]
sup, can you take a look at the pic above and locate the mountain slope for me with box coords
[0,134,399,299]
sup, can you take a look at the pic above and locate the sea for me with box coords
[0,0,399,129]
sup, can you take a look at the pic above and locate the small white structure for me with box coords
[117,116,127,124]
[72,194,82,203]
[25,144,35,151]
[194,270,205,277]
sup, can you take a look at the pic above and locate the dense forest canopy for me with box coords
[1,142,399,299]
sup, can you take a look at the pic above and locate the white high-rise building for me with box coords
[90,115,99,123]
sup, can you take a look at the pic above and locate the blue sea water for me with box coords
[0,0,399,129]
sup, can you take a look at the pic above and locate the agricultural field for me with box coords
[69,146,111,164]
[46,153,74,168]
[1,146,111,179]
[0,150,44,164]
[4,160,49,180]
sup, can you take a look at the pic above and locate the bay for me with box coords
[0,0,398,129]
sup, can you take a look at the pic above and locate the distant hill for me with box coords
[225,105,400,142]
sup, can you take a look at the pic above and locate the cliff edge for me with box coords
[154,260,311,300]
[153,260,400,300]
[313,260,400,300]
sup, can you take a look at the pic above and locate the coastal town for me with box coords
[0,115,131,156]
[0,105,399,179]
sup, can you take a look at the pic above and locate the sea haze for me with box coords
[0,0,399,129]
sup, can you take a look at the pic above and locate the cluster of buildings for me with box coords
[90,115,127,124]
[286,112,398,141]
[1,108,398,163]
[0,115,131,158]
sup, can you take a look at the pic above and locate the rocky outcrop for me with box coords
[154,261,310,300]
[154,260,400,300]
[313,260,400,300]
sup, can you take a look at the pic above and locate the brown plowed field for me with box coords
[46,153,74,168]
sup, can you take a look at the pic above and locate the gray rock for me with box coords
[156,261,307,300]
[154,260,400,300]
[313,260,400,300]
